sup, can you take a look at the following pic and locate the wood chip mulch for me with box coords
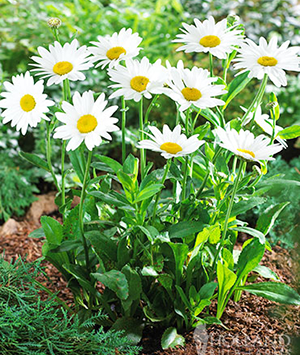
[0,194,299,355]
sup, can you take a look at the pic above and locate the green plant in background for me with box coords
[0,152,38,221]
[249,156,300,249]
[0,257,140,355]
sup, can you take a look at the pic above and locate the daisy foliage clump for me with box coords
[2,15,300,351]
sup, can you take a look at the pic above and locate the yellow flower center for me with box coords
[181,87,202,101]
[257,56,278,67]
[237,148,255,158]
[77,114,98,134]
[53,61,74,75]
[200,35,221,48]
[106,46,127,60]
[20,94,36,112]
[130,76,150,92]
[160,142,183,154]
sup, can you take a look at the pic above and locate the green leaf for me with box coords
[193,122,211,140]
[175,285,192,310]
[123,154,139,181]
[199,282,218,300]
[89,190,134,210]
[19,151,50,171]
[85,230,117,262]
[253,265,279,281]
[200,108,220,127]
[28,228,45,239]
[161,327,185,350]
[51,239,82,252]
[158,274,173,291]
[92,270,129,300]
[121,265,142,302]
[238,282,300,305]
[256,202,289,236]
[230,197,266,217]
[236,238,265,282]
[134,183,164,203]
[63,263,95,295]
[217,261,237,301]
[169,221,205,239]
[168,242,189,284]
[278,125,300,139]
[94,154,122,173]
[232,226,265,244]
[222,71,252,109]
[68,149,85,183]
[40,216,63,245]
[208,224,221,244]
[112,317,144,345]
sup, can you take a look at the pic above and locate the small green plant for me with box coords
[0,257,140,355]
[252,156,300,249]
[0,153,38,221]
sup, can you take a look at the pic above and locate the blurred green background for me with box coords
[0,0,300,248]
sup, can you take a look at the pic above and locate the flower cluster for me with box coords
[1,16,299,158]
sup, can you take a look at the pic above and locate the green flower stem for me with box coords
[241,74,268,125]
[152,159,171,222]
[222,160,245,242]
[61,141,66,207]
[121,96,126,164]
[209,53,214,77]
[181,155,189,201]
[211,160,246,276]
[144,94,159,126]
[61,79,71,209]
[79,149,93,273]
[195,146,222,199]
[182,109,191,199]
[46,122,60,192]
[175,104,180,125]
[139,98,145,180]
[269,107,277,144]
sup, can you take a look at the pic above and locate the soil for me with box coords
[0,193,299,355]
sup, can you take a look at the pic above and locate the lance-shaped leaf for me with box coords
[238,282,300,305]
[256,202,289,236]
[278,125,300,140]
[92,270,129,300]
[222,71,252,109]
[19,151,50,172]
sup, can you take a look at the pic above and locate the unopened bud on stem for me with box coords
[47,18,62,29]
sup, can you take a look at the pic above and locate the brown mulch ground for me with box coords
[0,193,299,355]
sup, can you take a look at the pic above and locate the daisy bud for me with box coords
[265,101,278,110]
[252,165,262,177]
[47,17,62,29]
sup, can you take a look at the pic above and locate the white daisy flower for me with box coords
[0,71,54,135]
[173,16,244,59]
[31,39,92,86]
[53,91,119,151]
[233,37,300,87]
[214,127,283,162]
[164,61,226,111]
[108,57,168,102]
[137,124,204,159]
[89,28,142,69]
[241,105,287,148]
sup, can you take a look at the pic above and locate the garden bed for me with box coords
[1,193,299,355]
